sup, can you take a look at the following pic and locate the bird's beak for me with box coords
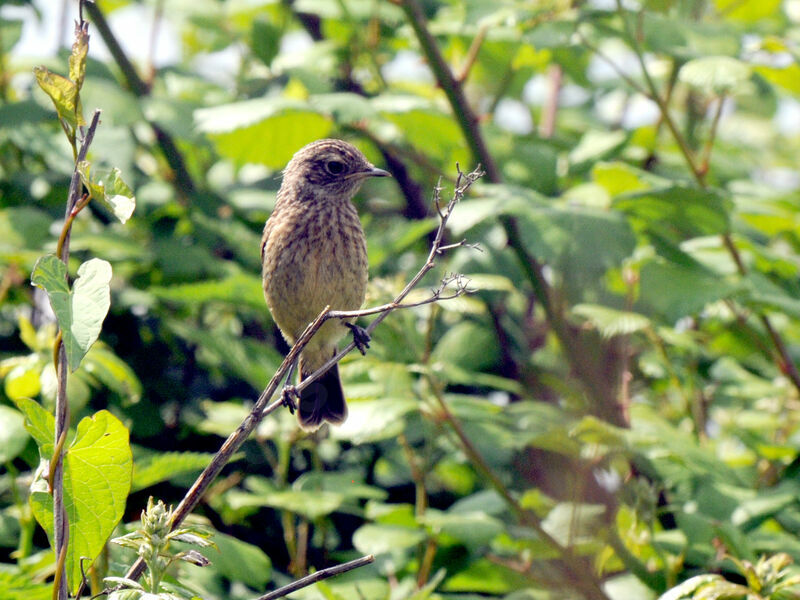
[347,166,392,180]
[367,166,391,178]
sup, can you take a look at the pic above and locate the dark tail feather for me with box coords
[298,362,348,431]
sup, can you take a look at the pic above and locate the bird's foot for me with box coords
[281,385,299,414]
[346,322,371,355]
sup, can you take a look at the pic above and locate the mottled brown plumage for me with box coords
[261,139,389,431]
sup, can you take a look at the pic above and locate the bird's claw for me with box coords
[346,322,371,355]
[281,385,299,414]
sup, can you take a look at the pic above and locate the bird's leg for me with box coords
[345,322,371,355]
[280,358,299,413]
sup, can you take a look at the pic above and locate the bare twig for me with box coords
[540,64,562,139]
[254,555,375,600]
[291,166,483,397]
[121,166,483,584]
[455,25,488,83]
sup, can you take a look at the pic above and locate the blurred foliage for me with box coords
[1,0,800,598]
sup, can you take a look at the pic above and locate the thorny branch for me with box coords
[121,165,483,588]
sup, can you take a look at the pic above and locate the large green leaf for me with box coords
[613,186,732,241]
[31,256,112,372]
[637,260,739,322]
[194,98,333,167]
[29,410,132,594]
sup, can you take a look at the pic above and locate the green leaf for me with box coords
[33,66,81,127]
[30,410,132,594]
[0,405,29,463]
[194,98,333,168]
[68,23,89,94]
[679,56,752,93]
[637,260,739,322]
[31,256,112,372]
[713,0,781,22]
[4,363,42,400]
[77,162,136,224]
[132,451,217,492]
[613,186,732,241]
[571,304,652,338]
[251,19,281,67]
[238,477,345,520]
[431,321,500,371]
[0,571,51,600]
[442,558,529,594]
[352,524,426,556]
[14,397,55,459]
[197,532,271,588]
[331,398,417,444]
[569,130,628,169]
[420,510,503,547]
[149,272,266,311]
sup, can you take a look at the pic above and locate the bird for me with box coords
[261,139,390,431]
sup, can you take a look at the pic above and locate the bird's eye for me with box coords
[325,160,345,175]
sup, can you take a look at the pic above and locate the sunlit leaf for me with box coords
[29,410,132,594]
[31,256,112,372]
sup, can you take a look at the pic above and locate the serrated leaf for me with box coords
[31,256,112,372]
[30,410,132,594]
[679,56,751,93]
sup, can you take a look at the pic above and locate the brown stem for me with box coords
[540,64,562,139]
[455,25,488,83]
[51,107,102,600]
[254,555,375,600]
[399,0,501,183]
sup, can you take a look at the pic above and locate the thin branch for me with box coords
[539,64,562,139]
[291,167,483,397]
[121,166,483,585]
[698,94,725,177]
[254,555,375,600]
[455,24,488,83]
